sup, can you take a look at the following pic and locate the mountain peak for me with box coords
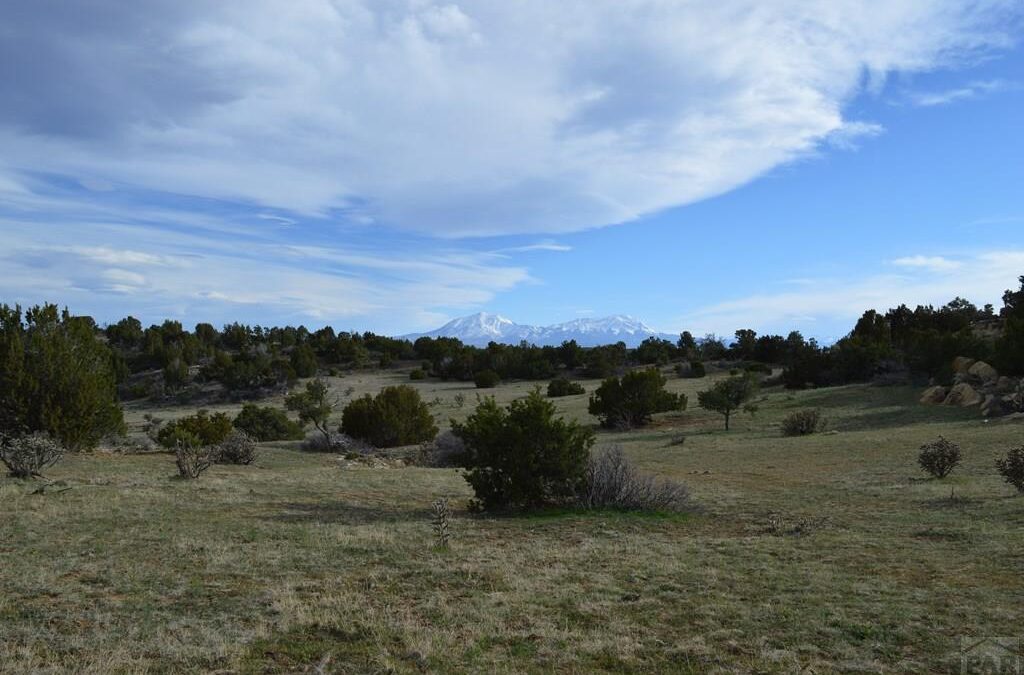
[403,313,674,347]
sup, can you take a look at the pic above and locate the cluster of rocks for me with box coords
[921,357,1024,418]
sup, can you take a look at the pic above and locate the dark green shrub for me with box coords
[995,447,1024,493]
[781,409,825,437]
[690,361,706,378]
[289,344,319,378]
[233,404,304,441]
[409,368,427,380]
[697,374,759,430]
[547,377,585,397]
[0,304,124,450]
[157,410,233,449]
[588,369,686,429]
[473,370,501,389]
[917,437,961,479]
[453,390,594,511]
[215,430,258,465]
[745,362,772,375]
[341,385,437,448]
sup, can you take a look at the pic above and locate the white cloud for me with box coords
[910,79,1010,106]
[891,255,963,272]
[498,241,573,253]
[0,1,1019,236]
[0,217,531,333]
[679,250,1024,336]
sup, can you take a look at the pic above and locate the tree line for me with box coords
[1,275,1021,450]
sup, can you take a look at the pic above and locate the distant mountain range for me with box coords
[401,313,677,347]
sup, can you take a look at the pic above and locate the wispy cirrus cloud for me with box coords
[891,255,963,272]
[908,79,1011,106]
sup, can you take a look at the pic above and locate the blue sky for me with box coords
[1,1,1022,339]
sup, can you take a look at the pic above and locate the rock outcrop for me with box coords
[952,356,976,374]
[968,361,998,383]
[944,383,983,407]
[920,386,949,404]
[921,357,1024,418]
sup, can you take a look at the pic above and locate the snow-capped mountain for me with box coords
[402,313,676,347]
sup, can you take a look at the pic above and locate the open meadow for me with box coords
[2,371,1022,673]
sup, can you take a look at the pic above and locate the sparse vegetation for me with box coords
[431,498,451,550]
[781,409,825,436]
[300,431,368,454]
[0,432,64,479]
[174,440,215,479]
[8,279,1024,672]
[580,445,690,512]
[453,389,594,511]
[285,378,335,445]
[588,369,686,429]
[418,430,466,468]
[341,385,437,448]
[917,436,962,479]
[214,430,258,465]
[995,446,1024,493]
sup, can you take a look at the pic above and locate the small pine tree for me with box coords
[697,374,758,430]
[285,378,335,445]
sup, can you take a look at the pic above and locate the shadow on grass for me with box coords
[238,623,415,674]
[264,500,433,525]
[511,506,694,524]
[794,385,978,432]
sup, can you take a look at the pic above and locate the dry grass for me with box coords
[2,371,1023,673]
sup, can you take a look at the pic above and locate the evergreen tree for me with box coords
[0,304,124,450]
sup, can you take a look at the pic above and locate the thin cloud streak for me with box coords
[678,251,1024,337]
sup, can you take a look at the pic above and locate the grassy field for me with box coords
[2,371,1023,673]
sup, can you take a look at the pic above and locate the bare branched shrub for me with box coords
[0,433,64,479]
[301,431,370,454]
[215,430,258,465]
[431,498,451,549]
[781,409,825,437]
[918,437,961,479]
[418,430,466,468]
[995,446,1024,493]
[580,445,690,512]
[175,440,214,479]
